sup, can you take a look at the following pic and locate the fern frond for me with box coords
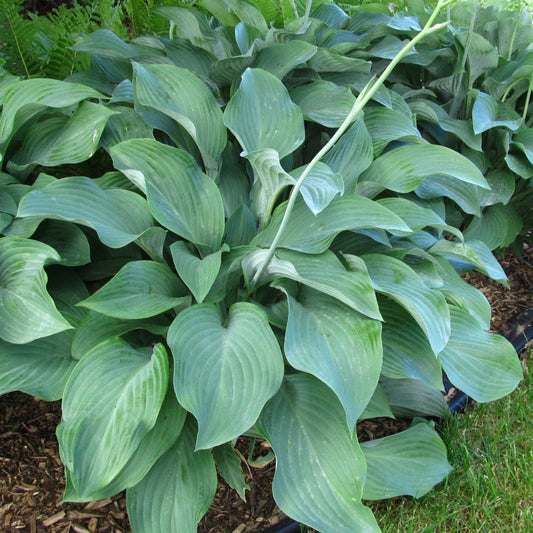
[33,1,127,79]
[122,0,201,37]
[123,0,153,37]
[0,0,41,77]
[32,6,86,79]
[254,0,283,26]
[88,0,130,39]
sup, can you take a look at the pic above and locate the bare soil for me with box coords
[1,246,531,533]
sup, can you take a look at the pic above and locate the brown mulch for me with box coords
[1,245,531,533]
[464,246,533,334]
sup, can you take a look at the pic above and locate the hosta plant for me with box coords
[0,1,525,532]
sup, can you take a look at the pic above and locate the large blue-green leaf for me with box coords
[156,6,223,53]
[111,138,225,253]
[282,285,382,431]
[234,16,263,53]
[170,242,228,304]
[292,162,344,215]
[512,128,533,166]
[159,6,224,50]
[363,254,450,354]
[211,54,255,86]
[35,221,91,267]
[359,144,489,193]
[252,194,411,254]
[463,204,522,250]
[505,151,533,179]
[428,239,507,285]
[479,169,515,207]
[218,145,251,218]
[311,2,350,27]
[168,302,284,449]
[220,0,269,32]
[360,384,395,420]
[57,339,169,499]
[244,148,296,227]
[0,78,103,155]
[0,331,76,400]
[8,102,116,174]
[434,257,491,330]
[0,69,21,103]
[243,249,381,320]
[225,204,257,247]
[308,47,370,73]
[322,117,373,192]
[79,261,188,319]
[290,80,356,128]
[224,68,305,158]
[254,40,317,79]
[212,443,250,501]
[415,173,483,216]
[0,186,17,232]
[126,416,217,533]
[365,35,413,60]
[472,92,522,134]
[64,388,186,502]
[110,79,134,103]
[71,29,140,59]
[439,306,523,402]
[0,213,13,233]
[0,237,71,344]
[134,226,167,263]
[72,311,170,361]
[409,99,481,151]
[379,298,443,390]
[258,374,380,533]
[377,197,463,240]
[17,177,154,248]
[364,105,421,155]
[199,0,239,26]
[99,105,154,150]
[456,32,498,84]
[133,62,226,172]
[380,377,449,418]
[361,421,452,499]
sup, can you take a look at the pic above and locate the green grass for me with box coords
[369,347,532,533]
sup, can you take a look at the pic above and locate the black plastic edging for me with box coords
[261,310,533,533]
[263,518,302,533]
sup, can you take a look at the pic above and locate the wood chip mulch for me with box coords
[1,245,531,533]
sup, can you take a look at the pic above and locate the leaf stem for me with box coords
[251,1,451,287]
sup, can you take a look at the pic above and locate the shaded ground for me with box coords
[23,0,78,17]
[0,245,531,533]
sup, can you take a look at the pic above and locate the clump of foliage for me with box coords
[0,1,528,532]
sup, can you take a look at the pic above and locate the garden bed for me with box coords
[1,246,531,533]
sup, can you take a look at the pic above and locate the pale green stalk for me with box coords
[523,74,533,121]
[303,0,313,23]
[251,0,451,287]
